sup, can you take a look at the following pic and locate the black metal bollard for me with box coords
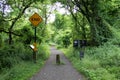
[80,51,84,60]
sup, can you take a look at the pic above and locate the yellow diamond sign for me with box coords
[29,13,43,27]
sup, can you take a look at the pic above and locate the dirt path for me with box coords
[30,47,86,80]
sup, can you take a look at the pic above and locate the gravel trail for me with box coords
[30,47,86,80]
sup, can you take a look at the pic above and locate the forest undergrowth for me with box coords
[62,40,120,80]
[0,43,50,80]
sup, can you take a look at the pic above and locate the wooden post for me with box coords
[56,54,60,64]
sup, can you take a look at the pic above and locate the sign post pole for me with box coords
[29,13,43,63]
[35,27,37,43]
[33,27,37,63]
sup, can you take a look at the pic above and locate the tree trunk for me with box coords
[9,29,12,45]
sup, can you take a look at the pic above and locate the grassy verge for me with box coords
[62,43,120,80]
[0,59,44,80]
[0,43,50,80]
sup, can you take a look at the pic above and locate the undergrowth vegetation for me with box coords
[0,43,50,80]
[63,42,120,80]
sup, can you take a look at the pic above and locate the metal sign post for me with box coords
[79,40,87,60]
[29,13,43,63]
[33,27,37,63]
[73,40,87,60]
[34,27,37,44]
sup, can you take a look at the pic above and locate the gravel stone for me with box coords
[30,47,86,80]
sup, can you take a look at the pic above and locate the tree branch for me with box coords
[0,29,22,37]
[72,0,86,16]
[1,18,16,22]
[9,1,33,30]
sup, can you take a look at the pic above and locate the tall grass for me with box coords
[63,43,120,80]
[0,43,50,80]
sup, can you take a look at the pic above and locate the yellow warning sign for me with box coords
[29,13,43,27]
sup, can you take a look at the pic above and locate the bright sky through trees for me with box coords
[47,2,70,23]
[0,1,69,23]
[0,0,11,16]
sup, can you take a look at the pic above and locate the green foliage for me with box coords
[52,14,73,47]
[0,59,44,80]
[0,0,120,79]
[19,26,34,44]
[37,43,50,60]
[0,35,3,47]
[0,43,50,80]
[62,33,71,48]
[108,67,120,79]
[63,42,120,80]
[0,43,32,69]
[0,42,50,69]
[98,0,120,24]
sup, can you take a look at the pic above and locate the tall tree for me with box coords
[66,0,113,45]
[0,0,48,45]
[0,0,34,44]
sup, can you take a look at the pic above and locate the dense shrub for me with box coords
[0,43,50,70]
[37,43,50,60]
[0,43,50,80]
[0,43,32,69]
[63,43,120,80]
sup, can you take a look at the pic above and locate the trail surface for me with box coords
[30,47,86,80]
